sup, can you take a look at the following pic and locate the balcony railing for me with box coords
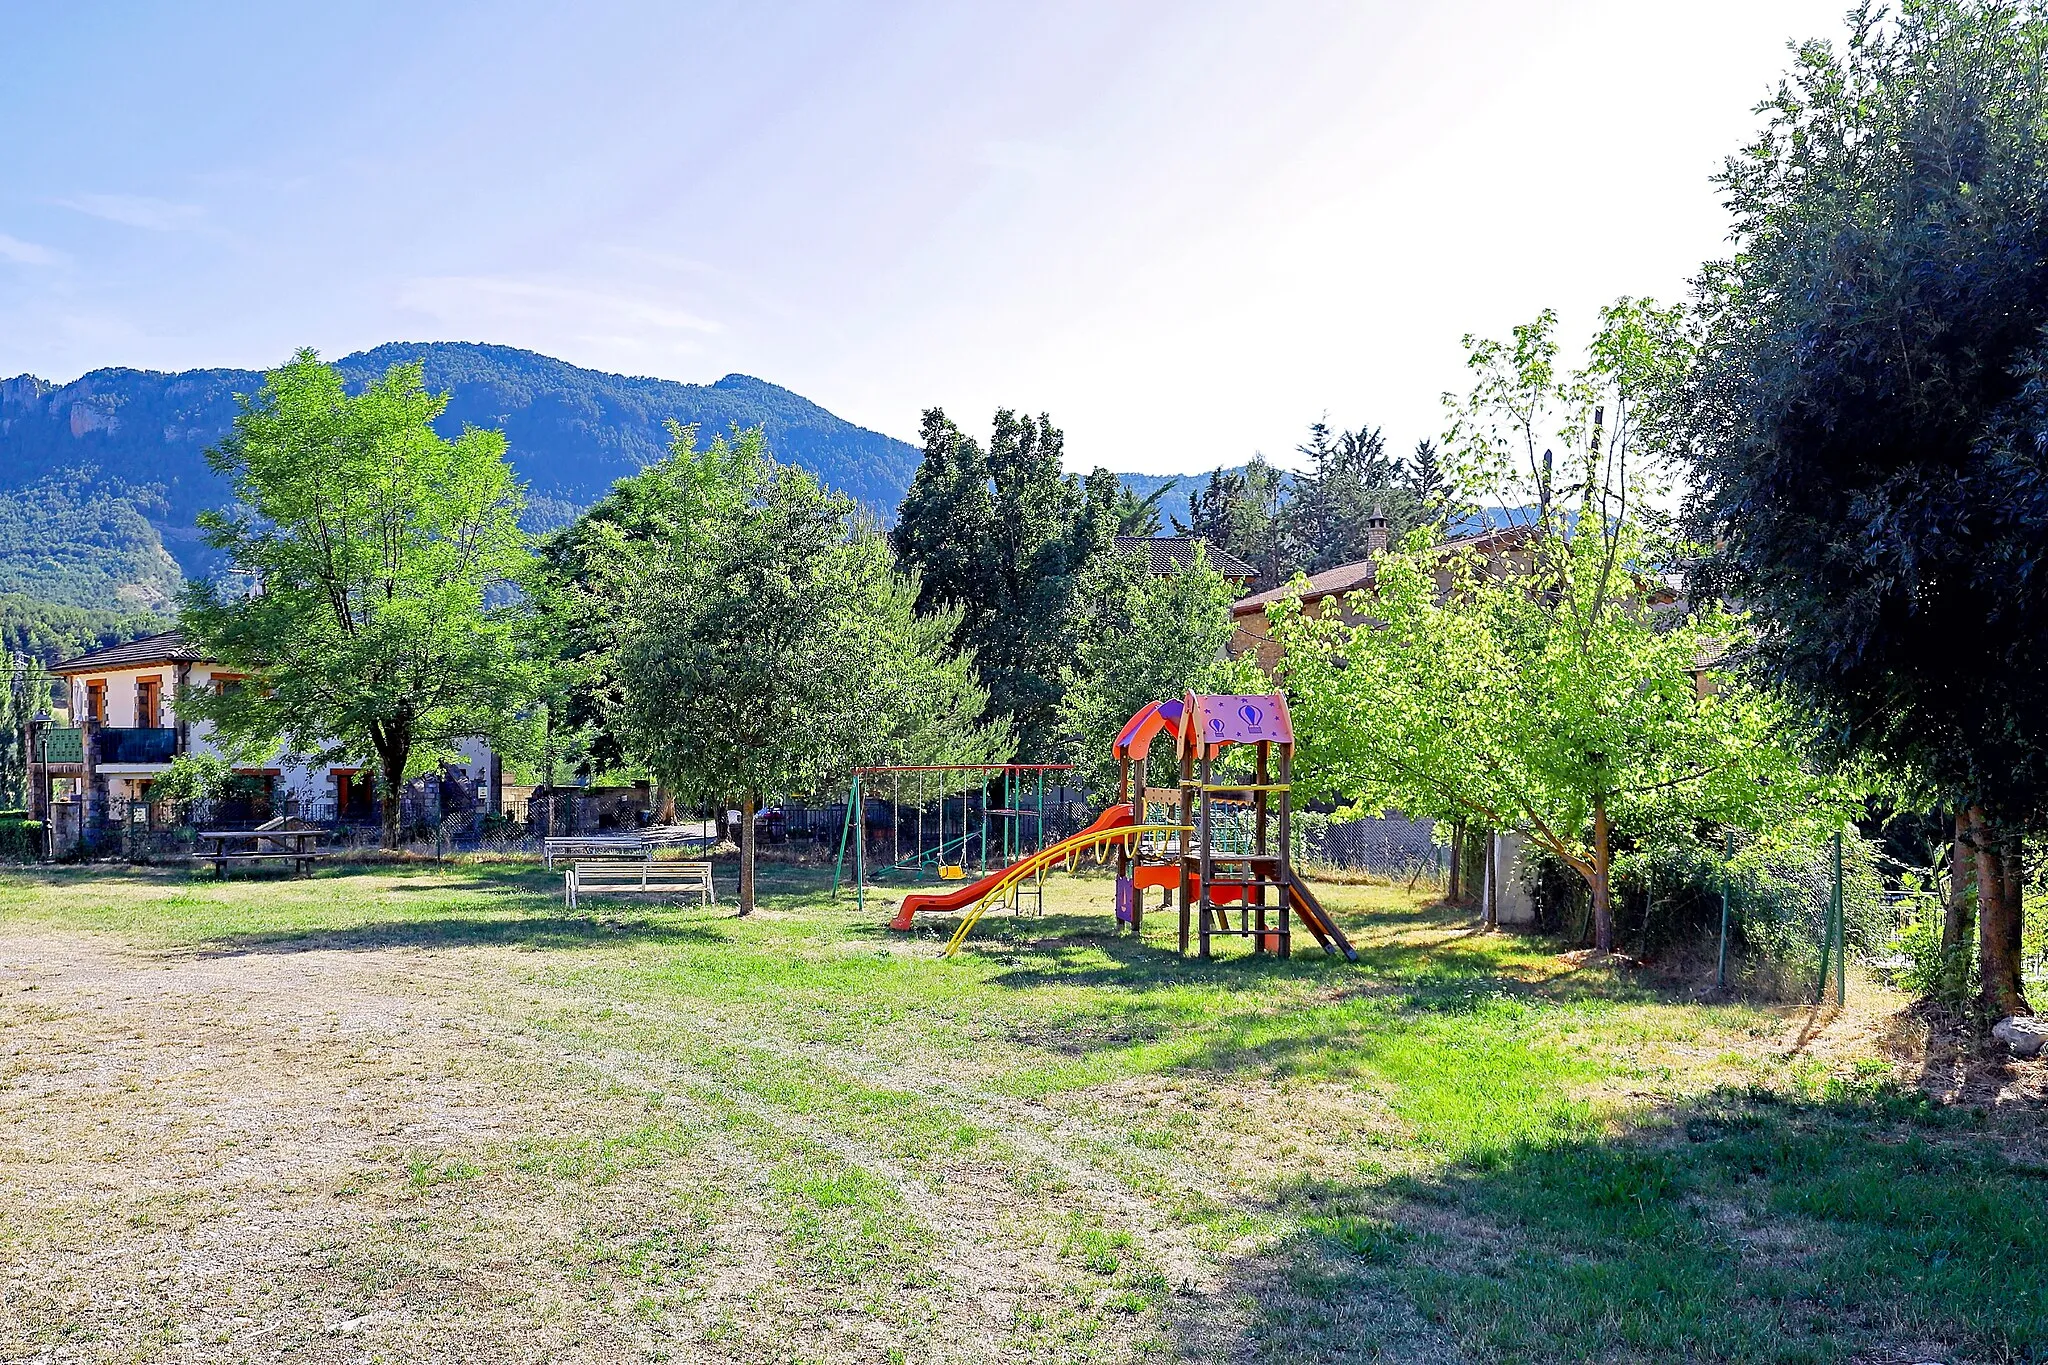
[39,727,83,765]
[96,728,179,765]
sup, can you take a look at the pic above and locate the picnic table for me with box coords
[193,828,328,878]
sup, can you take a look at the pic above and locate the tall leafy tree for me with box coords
[1174,433,1458,586]
[1275,522,1842,954]
[1174,468,1245,550]
[1172,455,1291,589]
[1110,479,1176,536]
[891,409,996,631]
[524,422,757,797]
[622,453,1008,913]
[180,350,534,848]
[1679,0,2048,1015]
[0,652,44,807]
[1276,304,1847,953]
[1407,439,1453,523]
[1286,421,1443,571]
[892,407,1117,757]
[1055,545,1260,799]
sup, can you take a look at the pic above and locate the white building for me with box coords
[29,629,500,841]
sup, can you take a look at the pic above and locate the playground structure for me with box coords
[833,763,1075,918]
[885,693,1357,961]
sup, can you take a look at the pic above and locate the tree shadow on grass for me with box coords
[193,910,736,958]
[963,915,1663,1014]
[1162,1081,2046,1364]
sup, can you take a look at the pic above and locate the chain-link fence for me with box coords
[1714,830,1862,1005]
[1516,827,1872,1003]
[1208,808,1450,890]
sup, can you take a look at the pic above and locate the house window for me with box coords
[84,681,105,725]
[136,678,161,729]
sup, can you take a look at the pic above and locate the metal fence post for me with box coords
[832,772,860,901]
[1716,830,1733,990]
[1831,827,1846,1008]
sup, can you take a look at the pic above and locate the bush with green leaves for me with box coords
[1887,916,1975,1014]
[148,752,234,805]
[0,815,43,862]
[1055,543,1262,803]
[1518,827,1888,997]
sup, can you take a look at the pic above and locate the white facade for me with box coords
[51,642,499,818]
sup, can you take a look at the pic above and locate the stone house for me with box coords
[28,629,499,849]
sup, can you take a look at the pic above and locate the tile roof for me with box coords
[1230,524,1538,616]
[1232,560,1378,615]
[1113,535,1257,580]
[51,629,212,675]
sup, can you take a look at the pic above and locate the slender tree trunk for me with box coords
[738,791,757,917]
[1971,807,2030,1018]
[378,741,408,850]
[1591,796,1614,954]
[1482,832,1499,930]
[1447,820,1464,905]
[1944,807,1974,951]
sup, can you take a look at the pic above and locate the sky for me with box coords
[0,0,1852,476]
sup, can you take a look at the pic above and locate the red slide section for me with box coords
[888,806,1135,932]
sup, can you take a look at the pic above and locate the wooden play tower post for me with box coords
[1177,692,1297,960]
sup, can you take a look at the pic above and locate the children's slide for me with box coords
[888,805,1136,932]
[1285,877,1359,961]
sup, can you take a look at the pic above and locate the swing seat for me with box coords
[938,864,967,880]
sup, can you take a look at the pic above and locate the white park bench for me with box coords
[564,859,716,909]
[543,835,650,869]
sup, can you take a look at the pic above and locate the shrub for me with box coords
[0,816,44,862]
[1886,916,1974,1013]
[150,752,233,804]
[1518,828,1888,997]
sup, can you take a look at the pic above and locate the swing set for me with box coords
[832,763,1075,918]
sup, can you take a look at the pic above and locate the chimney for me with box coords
[1366,505,1389,556]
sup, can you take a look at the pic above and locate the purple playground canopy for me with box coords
[1185,692,1293,748]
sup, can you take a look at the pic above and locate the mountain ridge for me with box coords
[0,342,925,586]
[0,342,1244,660]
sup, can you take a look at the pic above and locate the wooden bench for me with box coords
[544,836,650,869]
[564,860,715,909]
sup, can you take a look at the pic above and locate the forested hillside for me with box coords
[0,344,1279,664]
[0,344,924,596]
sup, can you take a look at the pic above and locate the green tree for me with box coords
[1276,523,1839,955]
[1055,545,1260,799]
[524,422,757,801]
[1173,434,1457,587]
[1406,439,1453,523]
[1173,455,1291,589]
[1287,421,1443,572]
[179,350,535,848]
[622,453,1008,913]
[1679,0,2048,1015]
[0,651,46,807]
[891,407,1117,757]
[150,752,234,805]
[1276,306,1848,953]
[1110,479,1176,536]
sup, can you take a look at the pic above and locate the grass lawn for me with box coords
[0,856,2042,1363]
